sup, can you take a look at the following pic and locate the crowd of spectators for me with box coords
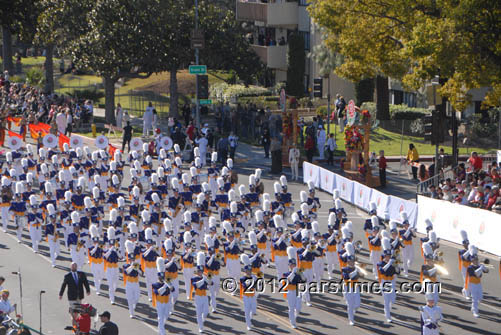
[426,152,501,213]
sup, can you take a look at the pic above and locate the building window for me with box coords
[403,91,417,107]
[299,0,309,6]
[299,31,310,51]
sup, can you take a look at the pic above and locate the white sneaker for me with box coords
[349,321,354,326]
[473,313,479,318]
[247,326,251,331]
[211,307,216,313]
[386,318,392,323]
[306,302,312,307]
[466,296,471,300]
[130,314,134,319]
[199,329,203,333]
[148,298,152,302]
[291,323,297,329]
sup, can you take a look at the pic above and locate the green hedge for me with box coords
[361,102,429,120]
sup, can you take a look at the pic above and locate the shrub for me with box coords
[210,83,271,101]
[360,102,428,120]
[69,88,105,102]
[9,75,24,84]
[410,118,424,135]
[468,114,497,138]
[25,67,44,87]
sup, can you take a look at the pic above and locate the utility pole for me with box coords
[326,75,331,135]
[195,0,200,128]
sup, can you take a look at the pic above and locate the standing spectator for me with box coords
[261,128,271,159]
[115,104,123,128]
[65,110,73,136]
[83,100,93,123]
[0,290,16,321]
[56,109,67,135]
[378,150,387,187]
[122,121,133,152]
[326,133,337,166]
[270,135,282,174]
[406,143,419,180]
[98,311,119,335]
[288,143,300,181]
[467,152,483,173]
[228,132,239,160]
[123,110,131,127]
[317,125,326,160]
[186,121,196,141]
[335,95,346,132]
[195,134,209,166]
[418,164,429,182]
[305,134,315,163]
[217,135,229,165]
[143,102,154,137]
[59,262,91,311]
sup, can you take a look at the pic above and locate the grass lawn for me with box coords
[324,124,495,157]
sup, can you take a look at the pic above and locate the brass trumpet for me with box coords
[353,240,363,253]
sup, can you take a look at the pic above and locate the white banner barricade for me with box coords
[352,181,372,212]
[303,162,320,188]
[387,196,418,227]
[369,189,391,218]
[417,196,501,256]
[319,167,336,194]
[335,174,354,203]
[497,150,501,164]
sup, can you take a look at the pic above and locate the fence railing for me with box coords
[416,164,459,196]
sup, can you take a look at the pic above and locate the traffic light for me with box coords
[423,111,445,145]
[198,75,209,99]
[313,78,323,98]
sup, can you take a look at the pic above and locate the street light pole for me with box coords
[326,75,331,135]
[195,0,200,129]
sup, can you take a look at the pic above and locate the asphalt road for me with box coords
[0,135,500,335]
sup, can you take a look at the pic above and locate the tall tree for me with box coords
[308,0,501,112]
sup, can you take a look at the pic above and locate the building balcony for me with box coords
[236,0,298,27]
[251,44,287,69]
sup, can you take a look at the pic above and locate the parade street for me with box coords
[0,142,499,335]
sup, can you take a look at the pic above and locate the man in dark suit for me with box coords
[59,262,91,310]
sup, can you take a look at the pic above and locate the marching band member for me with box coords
[60,191,73,248]
[152,257,174,335]
[272,215,289,281]
[168,178,183,235]
[164,239,180,311]
[162,219,175,257]
[369,223,382,280]
[123,240,141,318]
[240,254,257,331]
[399,212,416,277]
[104,226,120,305]
[129,186,144,222]
[22,172,35,202]
[223,221,242,292]
[45,204,61,267]
[272,182,285,217]
[307,181,320,217]
[297,230,313,306]
[208,152,219,196]
[248,231,266,278]
[466,246,487,318]
[207,217,221,253]
[311,221,326,285]
[68,212,85,269]
[420,219,434,258]
[181,232,196,300]
[421,242,440,303]
[283,246,304,329]
[9,182,26,242]
[378,237,399,323]
[341,242,362,326]
[89,224,105,295]
[279,175,292,216]
[420,293,442,335]
[1,176,13,232]
[324,213,339,279]
[458,230,472,300]
[290,213,303,249]
[126,222,143,263]
[142,227,160,302]
[27,195,43,252]
[191,252,210,333]
[205,236,223,313]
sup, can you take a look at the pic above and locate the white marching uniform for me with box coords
[420,305,442,335]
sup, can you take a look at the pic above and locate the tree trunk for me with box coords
[169,67,179,118]
[376,75,390,120]
[2,26,14,75]
[44,44,54,93]
[104,76,116,124]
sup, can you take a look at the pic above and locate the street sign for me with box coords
[191,29,205,50]
[189,65,207,75]
[199,99,212,105]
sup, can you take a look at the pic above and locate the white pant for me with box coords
[91,262,105,293]
[126,282,140,317]
[14,216,26,241]
[370,250,381,279]
[200,151,207,167]
[313,257,324,283]
[343,285,361,322]
[156,301,171,335]
[29,225,42,252]
[48,237,60,266]
[287,290,301,327]
[106,267,119,303]
[301,269,313,303]
[381,280,396,320]
[145,267,157,300]
[275,256,288,281]
[183,267,195,299]
[170,278,179,306]
[469,283,482,315]
[325,251,339,277]
[1,206,9,231]
[290,162,299,180]
[422,324,440,335]
[317,142,325,159]
[209,275,220,310]
[460,267,470,298]
[227,259,240,281]
[243,295,257,328]
[74,248,87,270]
[402,244,414,274]
[194,295,209,331]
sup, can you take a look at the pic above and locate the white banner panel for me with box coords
[334,174,354,203]
[302,162,320,188]
[369,189,391,218]
[352,181,372,211]
[497,150,501,164]
[417,196,501,256]
[387,196,418,227]
[319,168,336,194]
